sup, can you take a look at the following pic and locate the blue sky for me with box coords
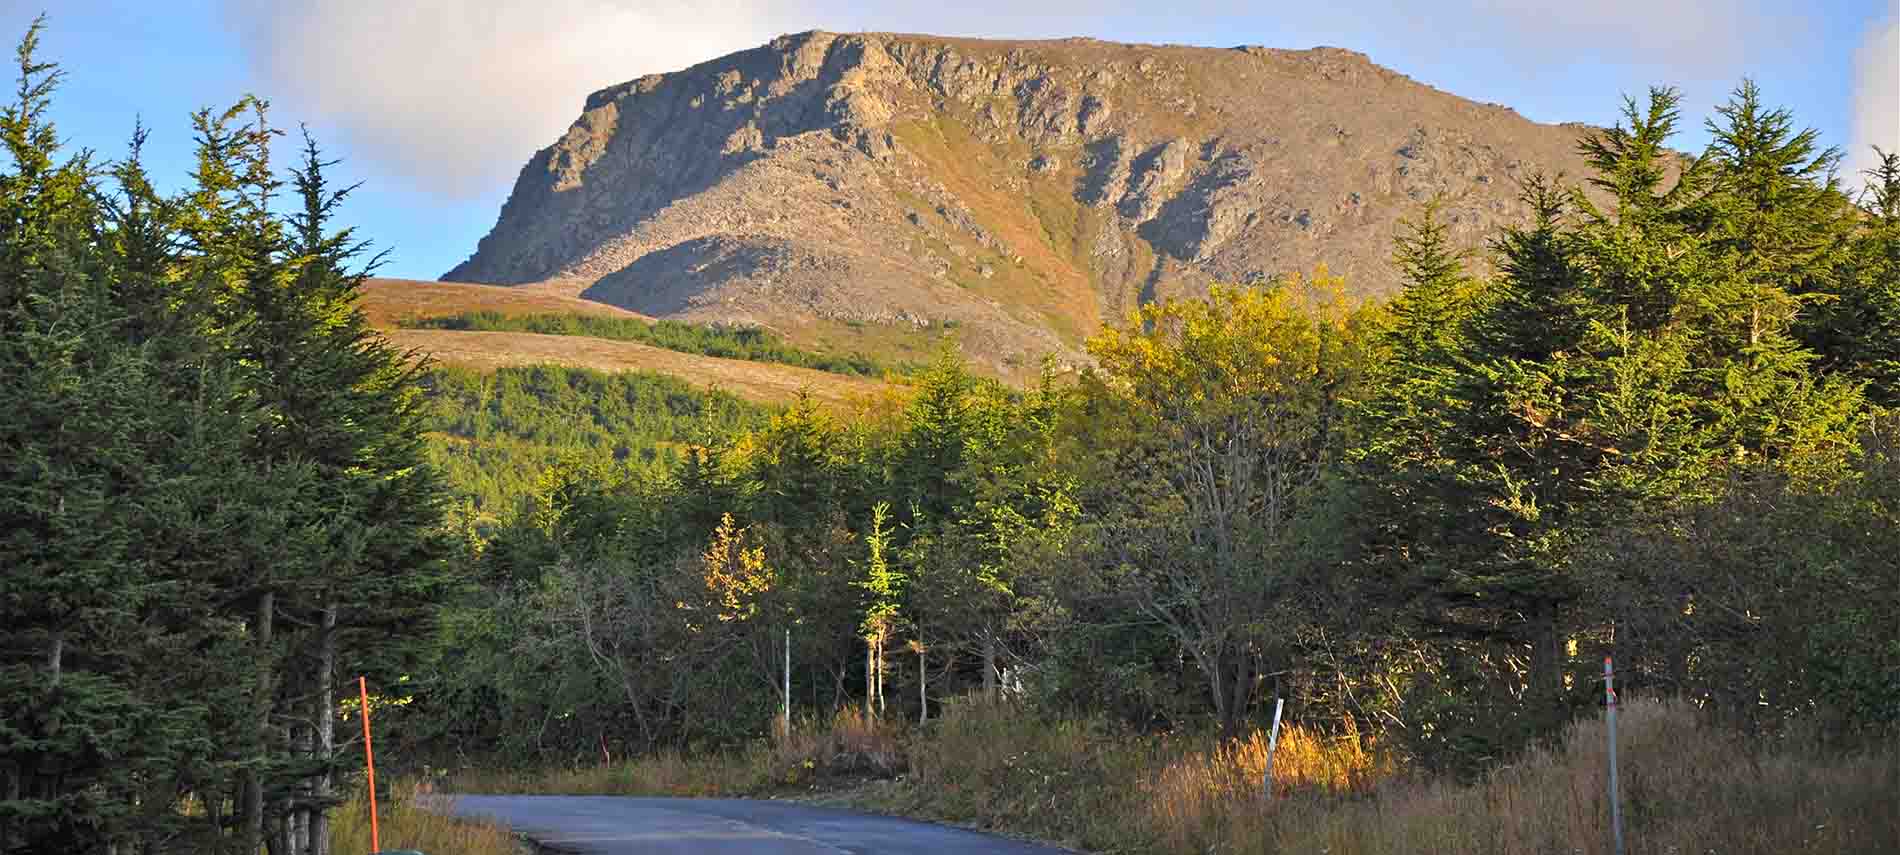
[5,0,1895,280]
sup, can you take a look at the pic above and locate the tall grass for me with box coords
[1249,700,1900,855]
[330,781,521,855]
[886,698,1899,855]
[449,707,906,797]
[446,697,1900,855]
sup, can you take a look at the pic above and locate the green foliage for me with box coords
[1349,84,1876,773]
[1074,271,1378,735]
[401,309,904,377]
[387,76,1896,786]
[0,24,450,853]
[420,363,771,522]
[857,502,904,641]
[1807,149,1900,406]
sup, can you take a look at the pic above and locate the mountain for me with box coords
[444,31,1599,379]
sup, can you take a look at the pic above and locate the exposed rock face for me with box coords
[446,32,1597,378]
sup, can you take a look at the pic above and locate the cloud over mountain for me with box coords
[1847,3,1899,182]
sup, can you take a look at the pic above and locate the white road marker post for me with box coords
[1263,696,1285,801]
[783,627,792,737]
[1606,657,1624,855]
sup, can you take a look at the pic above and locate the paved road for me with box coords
[447,795,1074,854]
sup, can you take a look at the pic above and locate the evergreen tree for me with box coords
[1809,150,1900,406]
[1,24,451,853]
[895,350,978,527]
[1470,174,1590,362]
[1386,198,1477,365]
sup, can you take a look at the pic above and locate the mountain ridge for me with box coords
[445,30,1600,379]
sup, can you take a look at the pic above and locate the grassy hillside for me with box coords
[390,329,886,406]
[359,276,649,327]
[359,277,900,406]
[399,309,904,378]
[360,279,889,519]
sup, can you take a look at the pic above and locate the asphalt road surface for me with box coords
[447,795,1075,854]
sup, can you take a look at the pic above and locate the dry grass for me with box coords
[360,277,900,407]
[880,698,1900,855]
[449,707,907,798]
[1145,716,1390,850]
[383,328,892,407]
[445,697,1900,855]
[1248,700,1900,855]
[330,780,521,855]
[358,277,648,328]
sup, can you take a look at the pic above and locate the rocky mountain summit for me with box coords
[446,31,1598,378]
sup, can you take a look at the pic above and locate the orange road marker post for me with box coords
[1605,657,1624,855]
[359,675,381,853]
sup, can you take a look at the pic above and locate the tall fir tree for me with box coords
[2,23,450,854]
[1809,150,1900,406]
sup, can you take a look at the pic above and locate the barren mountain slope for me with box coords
[446,31,1599,379]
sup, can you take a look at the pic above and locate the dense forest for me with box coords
[400,82,1900,774]
[5,13,1899,853]
[420,364,772,524]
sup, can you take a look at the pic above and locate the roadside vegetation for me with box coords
[330,783,520,855]
[401,309,909,378]
[448,698,1898,854]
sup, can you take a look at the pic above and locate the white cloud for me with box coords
[1847,6,1900,184]
[220,0,806,197]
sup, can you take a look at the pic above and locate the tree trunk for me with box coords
[311,603,336,855]
[981,631,997,701]
[275,714,298,855]
[865,641,875,719]
[918,647,927,723]
[1225,655,1255,739]
[1526,600,1563,702]
[1206,651,1232,738]
[243,590,275,853]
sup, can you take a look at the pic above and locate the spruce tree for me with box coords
[1809,150,1900,406]
[2,23,450,853]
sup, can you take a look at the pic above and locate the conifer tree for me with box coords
[896,350,978,527]
[1809,150,1900,405]
[1,23,450,854]
[1385,198,1477,365]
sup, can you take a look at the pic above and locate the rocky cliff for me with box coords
[446,31,1598,378]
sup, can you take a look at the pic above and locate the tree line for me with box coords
[408,82,1900,774]
[1,25,450,854]
[420,363,773,525]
